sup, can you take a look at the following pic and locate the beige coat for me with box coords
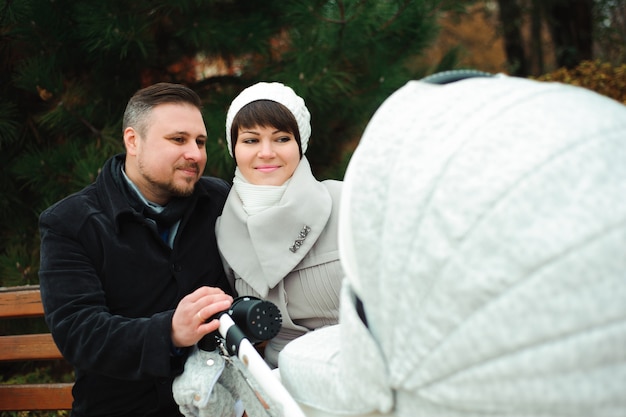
[216,157,343,367]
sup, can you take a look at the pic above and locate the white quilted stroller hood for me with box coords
[279,75,626,416]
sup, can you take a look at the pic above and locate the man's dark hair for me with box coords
[123,83,203,137]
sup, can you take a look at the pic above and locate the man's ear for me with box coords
[124,127,139,156]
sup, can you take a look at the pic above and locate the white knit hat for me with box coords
[225,82,311,157]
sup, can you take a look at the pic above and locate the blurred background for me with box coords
[0,0,625,288]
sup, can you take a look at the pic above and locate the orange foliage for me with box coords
[535,60,626,105]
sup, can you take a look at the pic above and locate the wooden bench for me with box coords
[0,285,73,411]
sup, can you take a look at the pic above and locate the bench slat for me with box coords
[0,333,64,361]
[0,286,45,318]
[0,383,74,411]
[0,286,74,411]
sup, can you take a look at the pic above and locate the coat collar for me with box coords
[96,154,216,234]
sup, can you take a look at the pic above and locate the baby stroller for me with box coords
[173,296,308,417]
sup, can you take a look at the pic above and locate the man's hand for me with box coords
[171,286,233,348]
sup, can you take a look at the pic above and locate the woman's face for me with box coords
[234,124,300,186]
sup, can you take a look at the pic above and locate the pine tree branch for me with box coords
[0,0,11,26]
[380,0,412,31]
[309,0,368,25]
[61,103,101,138]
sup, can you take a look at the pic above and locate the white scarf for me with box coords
[217,156,332,296]
[232,167,290,215]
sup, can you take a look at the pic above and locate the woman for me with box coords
[216,82,343,368]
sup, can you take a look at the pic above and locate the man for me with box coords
[39,83,234,417]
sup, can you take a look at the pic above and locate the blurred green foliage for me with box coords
[0,0,472,287]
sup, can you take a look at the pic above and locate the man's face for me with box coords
[125,103,208,205]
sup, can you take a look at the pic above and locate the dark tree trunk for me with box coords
[530,0,545,75]
[497,0,530,76]
[543,0,594,68]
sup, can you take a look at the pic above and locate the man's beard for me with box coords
[138,161,198,199]
[167,178,195,198]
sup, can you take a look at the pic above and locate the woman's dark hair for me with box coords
[230,100,302,159]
